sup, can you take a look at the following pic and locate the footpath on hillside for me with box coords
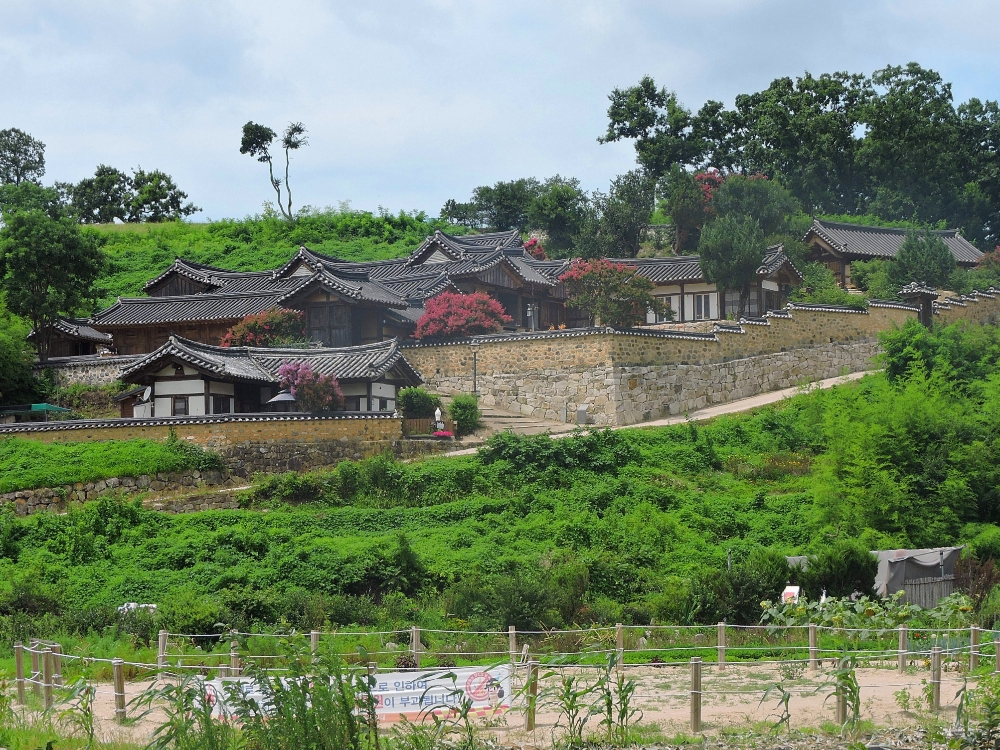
[445,370,869,456]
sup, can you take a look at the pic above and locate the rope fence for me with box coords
[7,622,999,732]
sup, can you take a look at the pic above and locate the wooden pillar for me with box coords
[310,630,320,657]
[230,640,241,677]
[972,626,980,671]
[157,630,168,671]
[717,622,726,671]
[52,643,63,687]
[509,626,517,668]
[898,624,908,674]
[14,642,25,705]
[690,657,702,733]
[931,647,942,711]
[835,682,846,725]
[410,626,421,668]
[30,640,41,698]
[615,623,624,673]
[42,648,53,710]
[113,658,126,723]
[523,661,539,731]
[809,624,818,670]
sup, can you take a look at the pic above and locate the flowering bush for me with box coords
[277,361,344,412]
[559,258,667,327]
[221,309,306,347]
[524,238,547,260]
[695,169,726,210]
[414,291,512,339]
[433,430,453,438]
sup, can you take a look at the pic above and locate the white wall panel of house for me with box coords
[341,383,367,396]
[371,382,396,398]
[209,381,235,395]
[189,397,206,417]
[156,379,205,395]
[154,397,171,416]
[134,402,152,418]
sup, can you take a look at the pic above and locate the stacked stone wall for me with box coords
[404,295,1000,426]
[34,355,142,386]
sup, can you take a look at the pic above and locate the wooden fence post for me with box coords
[42,648,53,710]
[995,637,1000,674]
[157,630,168,672]
[931,646,942,711]
[113,658,126,723]
[368,661,377,682]
[52,643,63,687]
[809,624,818,670]
[717,622,726,671]
[523,660,539,731]
[971,625,980,671]
[835,682,846,725]
[310,630,320,657]
[690,657,702,733]
[30,640,41,698]
[14,642,26,705]
[509,626,517,668]
[898,624,908,674]
[230,640,241,677]
[615,623,624,673]
[410,625,421,668]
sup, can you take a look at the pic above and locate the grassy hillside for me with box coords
[93,209,459,305]
[4,319,1000,642]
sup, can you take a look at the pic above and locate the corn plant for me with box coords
[825,654,861,734]
[760,682,792,734]
[540,668,598,749]
[594,652,642,745]
[133,673,244,750]
[58,678,98,749]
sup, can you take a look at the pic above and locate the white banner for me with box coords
[205,664,511,721]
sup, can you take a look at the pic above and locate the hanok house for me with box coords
[28,318,113,357]
[610,245,803,322]
[804,219,984,288]
[117,335,423,418]
[83,229,572,356]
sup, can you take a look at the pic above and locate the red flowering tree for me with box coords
[559,258,668,327]
[277,361,344,412]
[221,309,306,347]
[414,291,512,339]
[524,238,548,260]
[694,169,726,210]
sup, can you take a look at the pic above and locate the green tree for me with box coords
[711,175,800,236]
[575,170,656,258]
[0,128,45,186]
[0,182,69,220]
[559,258,667,326]
[0,210,104,361]
[0,302,44,405]
[527,175,588,253]
[471,178,541,231]
[599,76,707,177]
[69,165,132,223]
[127,168,200,222]
[890,228,957,288]
[240,121,308,221]
[658,166,706,253]
[699,215,766,317]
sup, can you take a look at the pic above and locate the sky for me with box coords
[2,1,1000,221]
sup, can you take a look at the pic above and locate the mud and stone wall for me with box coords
[34,354,142,386]
[403,293,1000,426]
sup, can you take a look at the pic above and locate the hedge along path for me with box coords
[7,620,989,743]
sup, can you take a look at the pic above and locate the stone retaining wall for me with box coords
[403,293,1000,426]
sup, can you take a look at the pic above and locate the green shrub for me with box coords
[448,394,481,436]
[796,540,878,599]
[972,527,1000,562]
[398,387,442,418]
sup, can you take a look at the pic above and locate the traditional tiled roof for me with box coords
[604,245,801,285]
[807,219,984,266]
[29,318,113,343]
[408,229,523,264]
[376,271,458,301]
[276,270,409,308]
[121,335,423,385]
[92,290,290,327]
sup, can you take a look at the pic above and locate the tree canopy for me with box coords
[0,210,104,360]
[559,258,666,326]
[67,165,199,223]
[0,128,45,186]
[891,228,957,288]
[698,215,766,317]
[241,121,308,221]
[601,64,1000,244]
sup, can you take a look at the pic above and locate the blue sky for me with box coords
[2,1,999,220]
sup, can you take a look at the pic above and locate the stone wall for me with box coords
[0,413,446,478]
[403,293,1000,426]
[1,468,240,516]
[34,354,142,386]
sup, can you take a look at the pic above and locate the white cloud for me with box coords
[1,0,999,218]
